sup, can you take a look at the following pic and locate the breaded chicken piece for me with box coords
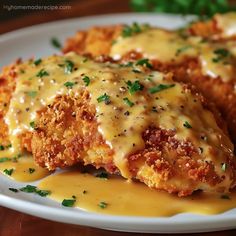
[63,18,236,145]
[189,12,236,40]
[1,53,236,197]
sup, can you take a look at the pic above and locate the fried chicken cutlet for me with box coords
[0,52,236,197]
[63,13,236,145]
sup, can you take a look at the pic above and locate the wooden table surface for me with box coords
[0,0,236,235]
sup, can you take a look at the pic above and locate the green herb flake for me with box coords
[51,37,62,49]
[0,145,4,150]
[221,195,231,200]
[149,84,175,94]
[3,168,14,176]
[36,189,51,197]
[26,91,37,98]
[9,188,18,193]
[95,172,108,179]
[62,198,76,207]
[183,121,192,129]
[98,201,108,209]
[132,69,141,73]
[82,76,90,86]
[64,81,75,89]
[97,93,111,104]
[123,97,134,107]
[36,69,49,78]
[64,60,74,74]
[29,121,35,129]
[0,157,11,163]
[20,185,37,193]
[126,80,144,94]
[29,168,35,174]
[34,58,42,66]
[136,58,153,69]
[212,48,229,63]
[20,185,51,197]
[221,163,227,172]
[122,22,142,37]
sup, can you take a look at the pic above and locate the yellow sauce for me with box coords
[110,28,236,82]
[39,169,236,217]
[0,155,50,182]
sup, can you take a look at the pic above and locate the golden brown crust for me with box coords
[31,91,117,173]
[30,92,235,197]
[63,25,123,57]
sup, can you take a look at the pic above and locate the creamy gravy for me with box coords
[0,155,49,182]
[110,28,236,82]
[39,169,236,217]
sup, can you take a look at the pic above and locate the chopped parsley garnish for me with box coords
[82,76,90,86]
[221,163,227,172]
[51,37,62,49]
[62,198,76,207]
[95,172,108,179]
[36,189,51,197]
[3,168,14,176]
[175,45,191,56]
[0,145,4,150]
[132,69,141,73]
[148,84,175,94]
[98,201,108,209]
[20,185,37,193]
[64,60,74,74]
[136,58,153,69]
[9,188,18,193]
[97,93,111,104]
[34,58,42,66]
[64,81,75,89]
[26,91,37,98]
[20,185,51,197]
[212,48,229,63]
[122,22,142,37]
[29,168,35,174]
[36,69,49,78]
[126,80,144,94]
[0,157,11,163]
[183,121,192,129]
[123,97,134,107]
[221,194,231,200]
[29,121,35,129]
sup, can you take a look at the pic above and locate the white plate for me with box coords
[1,13,236,234]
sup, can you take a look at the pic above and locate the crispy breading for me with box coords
[63,25,236,145]
[0,61,20,146]
[64,26,123,57]
[30,92,236,197]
